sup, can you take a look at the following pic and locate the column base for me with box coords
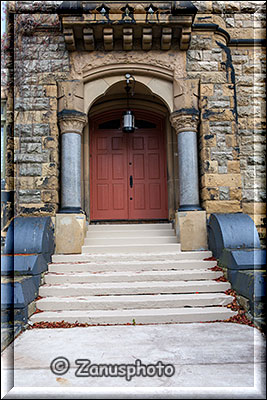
[175,210,208,251]
[55,213,87,254]
[58,207,83,214]
[178,204,203,211]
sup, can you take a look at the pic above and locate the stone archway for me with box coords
[58,66,202,219]
[82,75,177,221]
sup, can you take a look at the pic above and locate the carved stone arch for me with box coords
[82,63,174,114]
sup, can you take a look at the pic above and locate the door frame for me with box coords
[82,102,178,222]
[88,109,168,221]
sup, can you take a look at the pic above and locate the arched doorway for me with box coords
[90,109,168,221]
[81,76,179,221]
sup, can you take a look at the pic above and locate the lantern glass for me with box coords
[122,110,135,133]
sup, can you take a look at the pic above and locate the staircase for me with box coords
[30,223,237,325]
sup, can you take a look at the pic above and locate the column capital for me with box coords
[58,110,87,135]
[170,109,199,134]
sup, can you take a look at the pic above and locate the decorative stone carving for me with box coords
[103,28,113,51]
[59,1,197,52]
[170,111,199,134]
[58,81,84,114]
[83,28,95,51]
[142,28,152,50]
[63,28,76,51]
[58,113,87,136]
[180,26,192,50]
[70,51,185,81]
[173,79,199,111]
[161,27,172,50]
[123,27,133,51]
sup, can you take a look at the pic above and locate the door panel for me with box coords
[91,129,128,220]
[90,111,168,220]
[128,128,167,219]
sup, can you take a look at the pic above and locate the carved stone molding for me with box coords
[58,1,197,52]
[58,112,87,136]
[170,110,199,134]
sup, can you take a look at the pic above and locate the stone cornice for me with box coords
[58,1,197,51]
[58,111,87,135]
[170,109,199,134]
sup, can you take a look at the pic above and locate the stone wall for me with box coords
[13,13,69,216]
[188,1,266,242]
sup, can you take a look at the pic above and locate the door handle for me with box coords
[130,175,133,188]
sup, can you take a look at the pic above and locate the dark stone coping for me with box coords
[171,108,200,116]
[220,248,266,270]
[59,206,83,214]
[4,216,54,262]
[1,254,48,276]
[57,110,87,119]
[208,213,261,260]
[227,269,266,302]
[178,204,203,211]
[1,276,40,309]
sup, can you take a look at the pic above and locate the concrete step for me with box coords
[36,293,234,311]
[48,259,217,273]
[83,236,178,246]
[44,269,223,284]
[39,280,230,297]
[30,306,237,324]
[52,250,212,263]
[86,230,175,238]
[81,243,181,254]
[87,223,173,231]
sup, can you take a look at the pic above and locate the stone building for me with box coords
[1,1,266,332]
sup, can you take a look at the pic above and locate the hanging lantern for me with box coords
[123,110,135,133]
[122,73,136,133]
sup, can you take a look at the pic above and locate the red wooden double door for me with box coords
[90,110,168,220]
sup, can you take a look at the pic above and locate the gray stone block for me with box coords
[15,153,49,163]
[220,248,266,270]
[14,97,50,111]
[19,163,42,176]
[1,276,40,309]
[18,189,41,203]
[208,213,261,259]
[4,216,54,262]
[227,270,266,302]
[1,254,48,276]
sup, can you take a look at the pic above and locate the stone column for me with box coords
[56,81,87,254]
[170,78,201,211]
[58,112,87,213]
[170,109,201,211]
[57,80,87,213]
[170,79,208,251]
